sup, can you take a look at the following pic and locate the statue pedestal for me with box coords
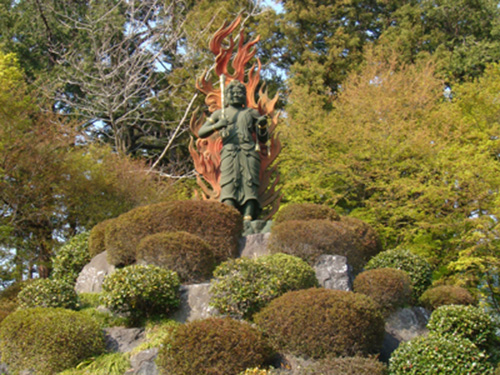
[242,220,272,236]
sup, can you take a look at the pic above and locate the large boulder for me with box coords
[75,251,115,293]
[171,283,217,323]
[380,306,430,361]
[314,255,353,291]
[125,348,159,375]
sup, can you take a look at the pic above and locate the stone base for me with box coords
[242,220,272,236]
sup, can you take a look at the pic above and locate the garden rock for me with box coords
[171,283,217,323]
[125,348,159,375]
[314,255,353,291]
[75,251,115,293]
[239,233,271,258]
[104,327,145,353]
[380,306,430,361]
[242,220,273,236]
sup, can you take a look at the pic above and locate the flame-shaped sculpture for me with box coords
[189,15,282,219]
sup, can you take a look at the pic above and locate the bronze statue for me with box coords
[189,15,282,221]
[198,80,268,220]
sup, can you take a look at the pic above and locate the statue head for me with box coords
[225,80,247,107]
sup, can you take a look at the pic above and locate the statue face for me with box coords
[227,82,246,107]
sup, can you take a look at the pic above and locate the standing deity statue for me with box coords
[198,80,268,220]
[189,15,281,222]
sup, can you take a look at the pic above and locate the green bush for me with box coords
[0,280,33,323]
[419,285,476,310]
[101,265,180,321]
[89,218,116,257]
[136,231,217,283]
[389,335,494,374]
[157,317,273,375]
[340,216,382,263]
[210,254,318,319]
[104,200,242,266]
[274,203,340,223]
[52,232,91,284]
[298,356,388,375]
[269,219,377,273]
[353,268,412,316]
[364,249,432,299]
[254,288,385,359]
[427,305,498,350]
[18,278,79,310]
[57,352,129,375]
[0,307,105,375]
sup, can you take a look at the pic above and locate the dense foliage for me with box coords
[269,219,378,273]
[157,317,273,375]
[353,268,412,316]
[101,265,180,321]
[274,203,340,223]
[419,285,476,310]
[17,278,79,310]
[136,231,216,283]
[297,356,388,375]
[104,200,242,266]
[210,253,317,319]
[51,232,91,284]
[0,308,105,375]
[389,335,494,375]
[254,288,384,359]
[427,305,498,350]
[365,249,433,300]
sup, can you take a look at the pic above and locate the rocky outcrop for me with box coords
[75,251,115,293]
[171,283,218,323]
[380,306,430,361]
[125,348,159,375]
[239,233,271,258]
[313,254,353,291]
[104,327,145,353]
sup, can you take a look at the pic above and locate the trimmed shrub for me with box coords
[389,335,494,374]
[0,307,105,375]
[104,200,242,266]
[274,203,340,223]
[239,369,274,375]
[269,219,377,273]
[157,317,273,375]
[52,232,91,284]
[89,218,115,257]
[101,265,180,321]
[136,231,216,283]
[427,305,498,350]
[210,254,318,319]
[18,278,79,309]
[298,356,388,375]
[353,268,412,316]
[419,285,476,310]
[254,288,385,359]
[364,249,432,299]
[0,280,33,323]
[340,216,382,262]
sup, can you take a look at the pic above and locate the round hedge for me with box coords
[0,307,105,375]
[104,200,242,266]
[157,317,273,375]
[389,335,494,375]
[269,219,376,273]
[340,216,382,263]
[364,249,432,299]
[136,231,216,283]
[52,232,91,284]
[101,265,180,320]
[298,356,388,375]
[89,218,116,257]
[18,278,79,310]
[274,203,340,223]
[254,288,385,359]
[210,253,318,319]
[353,268,412,316]
[0,280,32,323]
[419,285,475,310]
[427,305,498,350]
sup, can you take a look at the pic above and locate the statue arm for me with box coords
[198,110,226,138]
[251,109,269,143]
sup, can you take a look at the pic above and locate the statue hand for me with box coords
[257,115,267,127]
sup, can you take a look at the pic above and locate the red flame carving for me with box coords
[189,16,281,219]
